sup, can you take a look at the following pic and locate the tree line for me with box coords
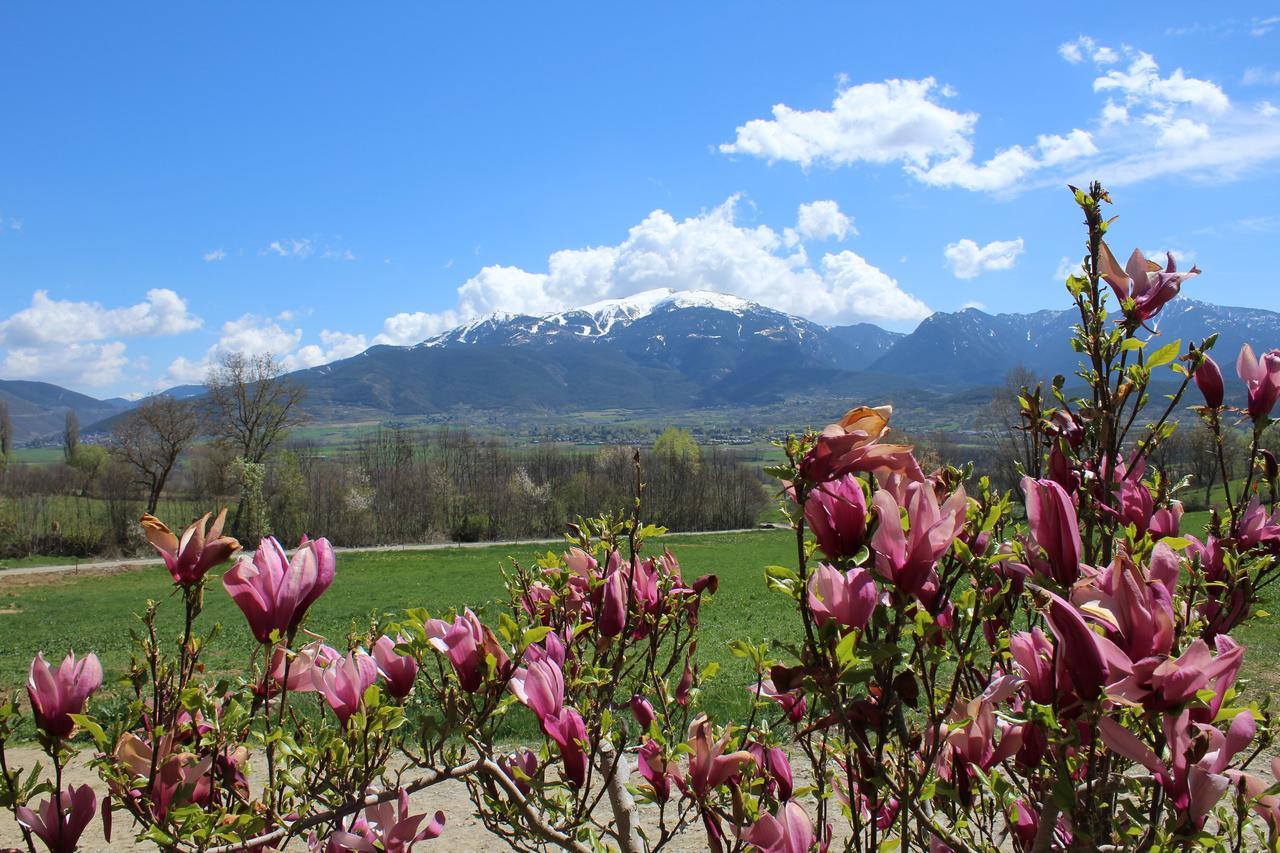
[0,353,768,558]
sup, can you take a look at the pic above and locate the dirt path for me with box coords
[0,746,711,852]
[0,527,776,583]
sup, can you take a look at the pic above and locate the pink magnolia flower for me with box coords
[1235,497,1280,551]
[271,641,341,693]
[684,715,755,800]
[373,634,419,700]
[748,743,794,801]
[944,691,1024,774]
[545,707,588,787]
[1039,588,1112,702]
[749,677,807,723]
[313,650,379,724]
[805,474,868,560]
[741,801,815,853]
[630,694,656,731]
[1148,501,1183,541]
[324,789,445,852]
[799,405,923,484]
[637,739,681,803]
[426,609,509,693]
[1195,353,1225,408]
[113,732,216,820]
[509,657,564,724]
[1076,548,1176,663]
[27,651,102,738]
[806,563,877,631]
[222,536,335,644]
[871,481,967,596]
[1022,477,1082,585]
[1226,756,1280,830]
[1098,243,1199,322]
[15,785,97,853]
[1009,628,1055,705]
[595,551,630,638]
[141,508,241,585]
[1237,343,1280,421]
[1099,709,1254,828]
[1109,635,1244,713]
[497,749,540,796]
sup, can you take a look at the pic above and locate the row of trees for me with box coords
[0,353,768,557]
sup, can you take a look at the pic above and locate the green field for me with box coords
[2,525,1277,741]
[0,529,799,732]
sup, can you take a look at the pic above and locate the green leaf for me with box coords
[1120,337,1146,351]
[1146,338,1181,368]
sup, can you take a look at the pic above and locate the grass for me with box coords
[2,523,1277,737]
[0,529,799,730]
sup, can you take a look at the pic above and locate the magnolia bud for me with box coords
[1195,354,1224,409]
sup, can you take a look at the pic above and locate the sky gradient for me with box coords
[2,2,1280,397]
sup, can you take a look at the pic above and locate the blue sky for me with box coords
[2,2,1280,397]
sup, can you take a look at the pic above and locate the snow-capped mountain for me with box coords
[260,291,1280,419]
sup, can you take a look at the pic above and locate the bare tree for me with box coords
[205,353,306,464]
[977,366,1041,493]
[110,395,199,514]
[63,410,80,463]
[0,400,11,471]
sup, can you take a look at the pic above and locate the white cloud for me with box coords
[721,42,1280,192]
[794,200,856,241]
[264,238,314,258]
[0,289,201,348]
[1093,50,1230,115]
[1053,256,1078,282]
[719,77,1095,193]
[943,237,1025,279]
[960,300,986,311]
[203,248,227,262]
[1059,36,1119,65]
[0,341,130,388]
[376,196,929,344]
[160,314,368,387]
[1243,67,1280,86]
[1251,15,1280,37]
[0,289,202,389]
[720,78,976,170]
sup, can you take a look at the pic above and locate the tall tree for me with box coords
[0,400,11,473]
[204,352,306,464]
[110,395,199,514]
[63,410,80,463]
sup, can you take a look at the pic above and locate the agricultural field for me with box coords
[0,529,800,736]
[3,525,1279,740]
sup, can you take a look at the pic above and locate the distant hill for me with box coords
[11,289,1278,443]
[291,289,1276,420]
[0,380,134,445]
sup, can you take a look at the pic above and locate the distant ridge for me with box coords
[12,290,1280,443]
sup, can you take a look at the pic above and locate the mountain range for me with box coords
[6,288,1280,444]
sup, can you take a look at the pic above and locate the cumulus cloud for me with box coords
[0,289,203,388]
[943,238,1025,279]
[795,200,856,241]
[1059,36,1119,65]
[719,77,1096,193]
[161,314,369,387]
[375,197,928,344]
[721,41,1280,191]
[203,248,227,262]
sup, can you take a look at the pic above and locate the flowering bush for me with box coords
[2,183,1280,851]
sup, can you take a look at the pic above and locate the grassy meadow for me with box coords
[3,521,1278,741]
[0,529,800,733]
